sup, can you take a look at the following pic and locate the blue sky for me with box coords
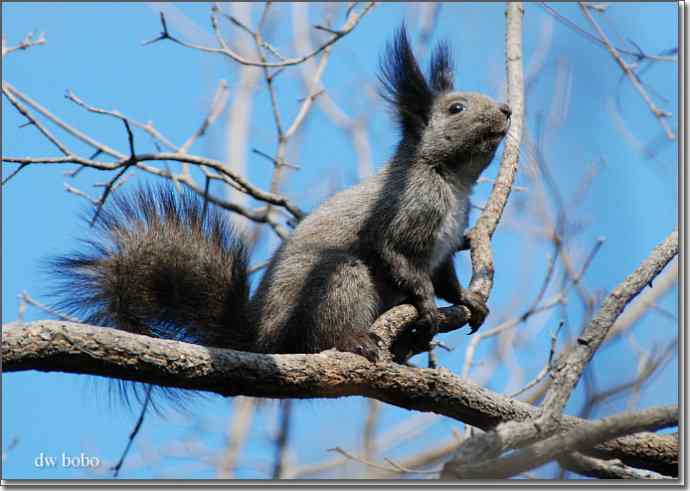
[2,2,679,480]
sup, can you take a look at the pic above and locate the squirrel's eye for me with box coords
[448,102,465,114]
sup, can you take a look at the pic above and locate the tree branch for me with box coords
[2,151,304,221]
[145,3,375,68]
[1,319,677,476]
[441,405,677,479]
[558,451,672,480]
[540,230,678,422]
[435,229,678,477]
[578,3,675,140]
[467,2,525,301]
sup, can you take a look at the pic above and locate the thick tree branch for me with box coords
[441,405,677,479]
[1,319,677,476]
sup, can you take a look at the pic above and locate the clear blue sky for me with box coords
[2,2,678,480]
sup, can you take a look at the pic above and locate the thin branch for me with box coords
[217,397,256,478]
[559,451,672,480]
[3,81,124,159]
[466,2,524,301]
[462,294,564,380]
[2,31,46,57]
[539,3,677,63]
[363,399,380,463]
[567,236,605,290]
[3,152,305,220]
[2,82,71,157]
[509,320,563,398]
[292,2,375,180]
[16,292,79,323]
[578,3,674,139]
[580,340,677,419]
[178,79,229,154]
[272,400,292,478]
[110,386,153,477]
[328,446,439,476]
[540,230,678,423]
[605,258,678,344]
[252,148,300,170]
[145,4,375,68]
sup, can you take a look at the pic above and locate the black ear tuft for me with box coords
[429,41,454,93]
[378,24,433,140]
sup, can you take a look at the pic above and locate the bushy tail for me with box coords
[49,185,253,352]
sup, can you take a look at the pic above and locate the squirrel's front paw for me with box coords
[459,289,489,333]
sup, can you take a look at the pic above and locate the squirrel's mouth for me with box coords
[491,118,511,137]
[485,120,510,146]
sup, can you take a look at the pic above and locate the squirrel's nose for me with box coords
[499,103,512,118]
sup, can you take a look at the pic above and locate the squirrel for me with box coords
[50,26,511,365]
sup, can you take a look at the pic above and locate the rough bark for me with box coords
[2,319,678,476]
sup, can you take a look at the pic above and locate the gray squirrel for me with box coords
[51,26,510,364]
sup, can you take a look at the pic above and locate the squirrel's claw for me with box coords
[417,304,441,337]
[459,289,489,334]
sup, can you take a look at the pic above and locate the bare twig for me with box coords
[3,152,304,220]
[540,3,677,63]
[605,259,678,344]
[510,320,564,398]
[540,231,677,423]
[578,3,674,139]
[363,399,380,463]
[580,340,677,419]
[145,4,375,68]
[328,446,439,476]
[461,294,564,380]
[111,386,153,477]
[17,292,79,323]
[217,397,256,478]
[272,400,292,479]
[558,451,672,479]
[292,2,375,179]
[2,82,71,157]
[2,31,46,57]
[179,80,229,154]
[3,81,124,158]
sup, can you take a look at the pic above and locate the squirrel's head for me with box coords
[379,25,511,175]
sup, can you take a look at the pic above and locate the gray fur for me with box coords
[52,26,510,365]
[251,87,510,358]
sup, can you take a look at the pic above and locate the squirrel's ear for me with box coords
[429,41,454,93]
[378,24,433,139]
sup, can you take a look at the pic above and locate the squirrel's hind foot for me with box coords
[334,331,381,362]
